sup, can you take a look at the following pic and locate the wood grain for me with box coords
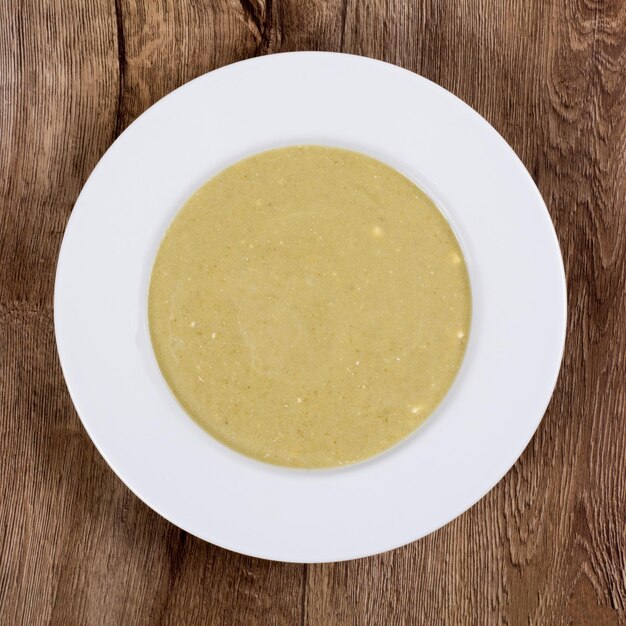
[1,0,624,624]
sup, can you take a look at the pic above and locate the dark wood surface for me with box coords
[1,1,625,623]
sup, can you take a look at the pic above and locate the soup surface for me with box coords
[149,146,471,468]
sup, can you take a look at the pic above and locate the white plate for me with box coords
[55,52,566,563]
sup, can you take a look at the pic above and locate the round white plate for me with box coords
[55,52,566,563]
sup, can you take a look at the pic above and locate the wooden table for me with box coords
[2,1,625,623]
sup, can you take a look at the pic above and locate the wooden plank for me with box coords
[304,0,626,624]
[1,0,624,623]
[0,1,304,624]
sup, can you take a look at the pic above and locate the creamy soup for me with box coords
[148,146,471,468]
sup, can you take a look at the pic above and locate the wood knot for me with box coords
[238,0,282,53]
